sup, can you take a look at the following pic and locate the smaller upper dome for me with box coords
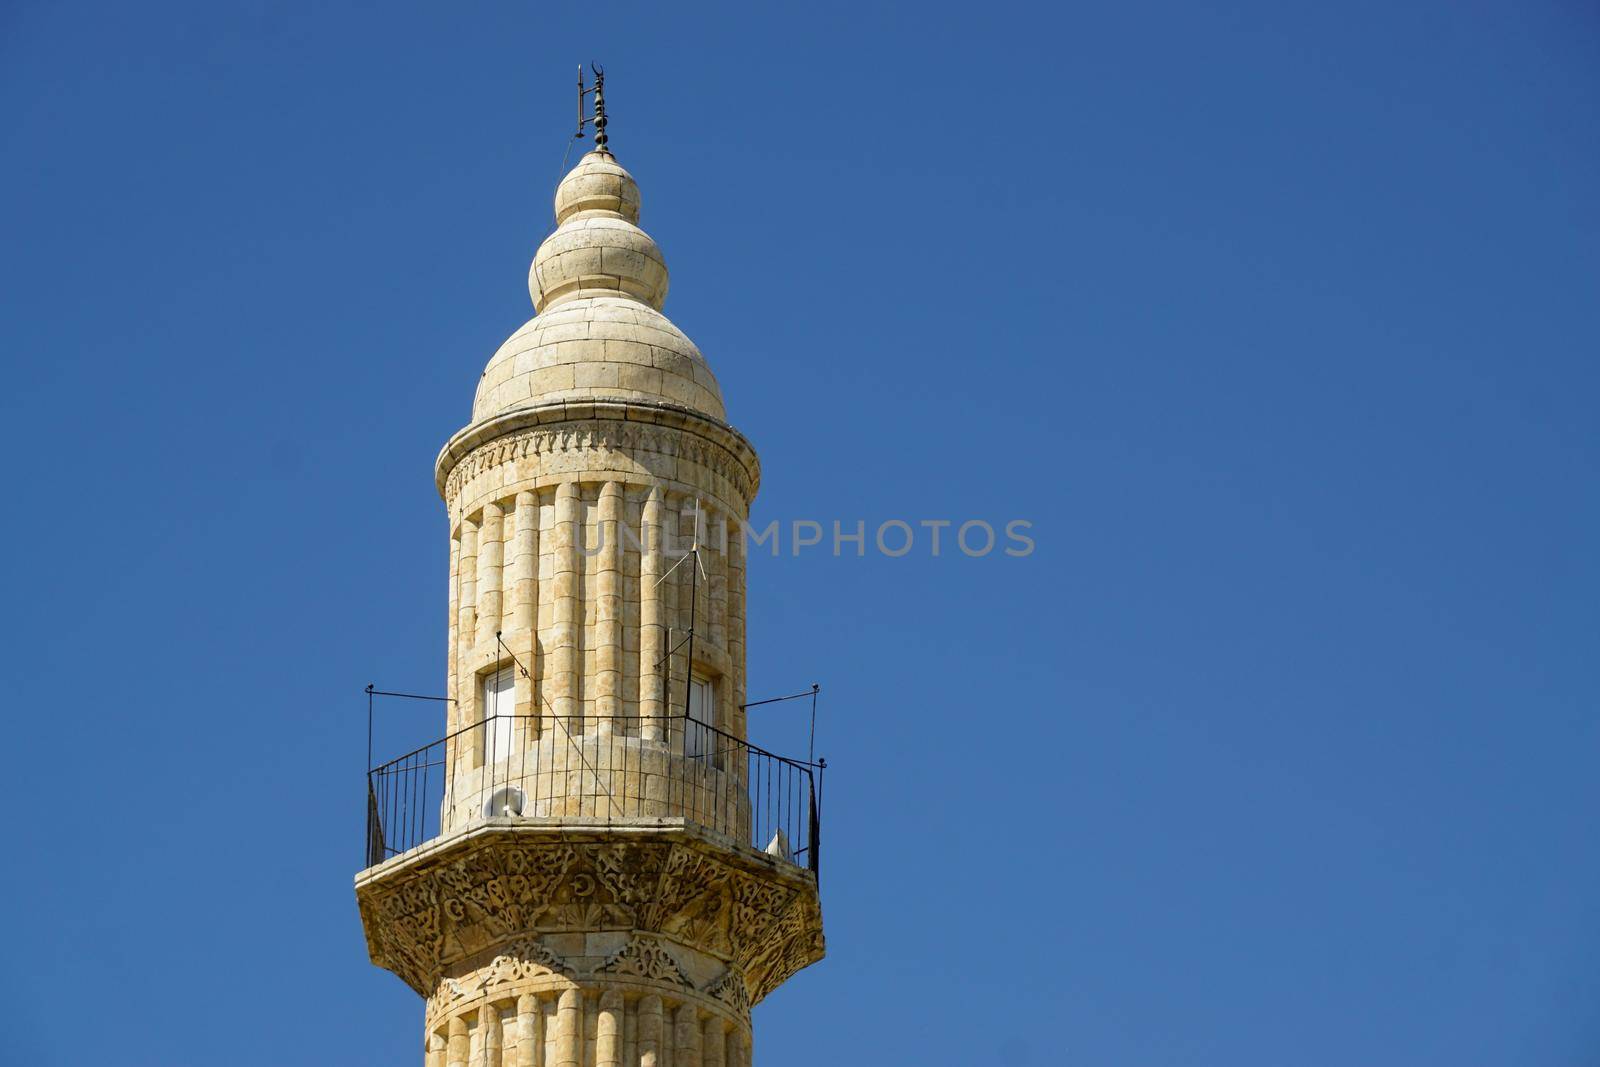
[531,215,668,310]
[532,152,667,312]
[554,152,640,224]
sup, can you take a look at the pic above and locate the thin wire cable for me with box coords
[497,631,623,818]
[654,631,693,671]
[741,686,819,710]
[367,688,456,703]
[538,133,583,243]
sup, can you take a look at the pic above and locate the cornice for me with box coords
[356,821,822,1008]
[435,400,762,503]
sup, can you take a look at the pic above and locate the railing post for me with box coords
[365,776,385,868]
[810,760,824,879]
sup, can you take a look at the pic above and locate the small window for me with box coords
[686,674,715,759]
[482,666,515,762]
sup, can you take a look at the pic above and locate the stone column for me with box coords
[458,518,479,629]
[709,509,727,654]
[447,534,460,733]
[701,1016,725,1067]
[552,482,581,732]
[428,1028,446,1067]
[515,993,540,1067]
[477,500,505,647]
[447,1015,469,1067]
[637,994,663,1067]
[640,486,664,740]
[727,517,748,772]
[511,491,538,634]
[662,500,682,750]
[554,988,581,1067]
[674,1003,701,1067]
[455,516,479,782]
[596,482,622,731]
[511,491,539,743]
[482,1003,502,1067]
[596,990,622,1067]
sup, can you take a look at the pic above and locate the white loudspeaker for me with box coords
[483,785,526,818]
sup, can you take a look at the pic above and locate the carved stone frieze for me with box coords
[426,938,573,1019]
[744,893,828,1004]
[597,934,693,988]
[646,847,737,958]
[440,415,758,507]
[355,824,822,1006]
[703,967,752,1020]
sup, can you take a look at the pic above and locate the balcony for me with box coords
[363,714,823,876]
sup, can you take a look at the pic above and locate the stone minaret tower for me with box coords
[355,111,825,1067]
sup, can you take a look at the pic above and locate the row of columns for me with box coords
[445,482,743,739]
[430,991,749,1067]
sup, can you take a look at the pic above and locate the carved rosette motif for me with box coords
[357,827,822,1007]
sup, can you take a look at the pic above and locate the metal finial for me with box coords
[575,62,609,153]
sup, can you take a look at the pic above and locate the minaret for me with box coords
[356,82,825,1067]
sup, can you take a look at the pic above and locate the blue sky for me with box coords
[2,2,1597,1063]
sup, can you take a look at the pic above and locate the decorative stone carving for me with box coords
[646,847,736,957]
[746,893,828,1004]
[440,412,759,508]
[704,968,752,1020]
[426,938,572,1018]
[356,825,822,1004]
[726,871,798,960]
[597,934,693,988]
[590,841,669,907]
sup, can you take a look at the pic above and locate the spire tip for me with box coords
[575,62,610,153]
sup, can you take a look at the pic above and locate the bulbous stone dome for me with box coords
[549,151,640,224]
[471,151,725,424]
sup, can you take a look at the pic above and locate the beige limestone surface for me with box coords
[358,146,825,1066]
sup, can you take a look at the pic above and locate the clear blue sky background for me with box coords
[2,2,1597,1064]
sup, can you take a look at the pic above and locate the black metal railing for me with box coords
[363,714,822,877]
